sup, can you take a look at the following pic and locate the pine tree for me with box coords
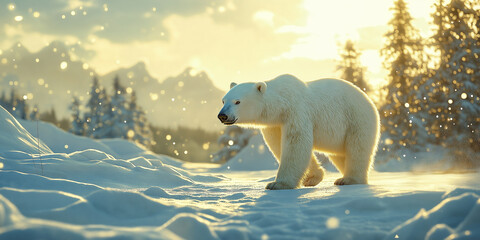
[84,76,111,138]
[69,97,85,136]
[29,105,40,120]
[337,40,369,92]
[40,108,58,124]
[428,0,480,151]
[212,126,256,163]
[85,76,102,137]
[380,0,428,153]
[128,91,152,146]
[8,89,29,120]
[105,75,130,139]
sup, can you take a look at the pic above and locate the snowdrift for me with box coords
[0,105,479,239]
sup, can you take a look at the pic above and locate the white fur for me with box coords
[219,74,380,190]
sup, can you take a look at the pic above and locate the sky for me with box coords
[0,0,436,92]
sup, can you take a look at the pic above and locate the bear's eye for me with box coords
[235,100,241,105]
[222,100,224,104]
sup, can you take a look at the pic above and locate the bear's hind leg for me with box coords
[335,137,373,185]
[303,156,325,187]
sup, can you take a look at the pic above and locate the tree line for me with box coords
[337,0,479,166]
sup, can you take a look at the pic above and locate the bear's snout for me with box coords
[218,113,228,122]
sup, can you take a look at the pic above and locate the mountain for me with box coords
[0,41,94,117]
[101,65,225,130]
[0,42,225,130]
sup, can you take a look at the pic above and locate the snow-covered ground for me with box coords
[0,105,479,240]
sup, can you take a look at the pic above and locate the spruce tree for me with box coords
[429,0,480,151]
[29,105,40,120]
[69,97,85,136]
[84,76,111,138]
[106,75,130,139]
[85,76,102,137]
[337,40,369,92]
[128,91,152,146]
[380,0,428,154]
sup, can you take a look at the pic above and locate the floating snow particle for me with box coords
[395,234,399,239]
[64,144,69,149]
[149,93,158,101]
[326,217,339,229]
[33,11,40,18]
[8,3,15,11]
[166,135,172,141]
[404,103,410,108]
[171,98,175,102]
[82,63,89,70]
[184,150,188,155]
[202,142,210,150]
[35,58,39,63]
[448,99,453,104]
[228,140,234,146]
[182,107,186,111]
[70,10,76,16]
[461,93,467,99]
[126,87,132,94]
[258,144,265,154]
[127,130,135,138]
[0,162,3,169]
[60,61,68,70]
[103,4,108,11]
[385,138,393,145]
[22,95,27,100]
[345,209,350,215]
[61,14,66,19]
[14,16,23,22]
[178,81,184,87]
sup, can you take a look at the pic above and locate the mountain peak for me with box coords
[3,42,30,59]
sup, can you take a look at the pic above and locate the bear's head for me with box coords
[218,81,267,125]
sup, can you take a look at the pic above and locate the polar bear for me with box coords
[217,74,380,190]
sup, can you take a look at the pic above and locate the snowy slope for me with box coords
[0,105,479,240]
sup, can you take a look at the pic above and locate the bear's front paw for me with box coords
[334,177,366,185]
[265,181,296,190]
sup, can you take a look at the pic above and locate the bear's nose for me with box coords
[218,114,228,122]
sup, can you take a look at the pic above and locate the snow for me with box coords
[0,105,479,239]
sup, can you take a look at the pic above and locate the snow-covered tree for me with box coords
[84,76,111,138]
[128,91,152,147]
[212,126,256,163]
[2,89,29,120]
[69,97,85,136]
[380,0,429,153]
[337,40,369,92]
[29,105,39,121]
[103,75,131,139]
[428,0,480,151]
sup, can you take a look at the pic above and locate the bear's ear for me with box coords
[230,82,237,89]
[255,82,267,94]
